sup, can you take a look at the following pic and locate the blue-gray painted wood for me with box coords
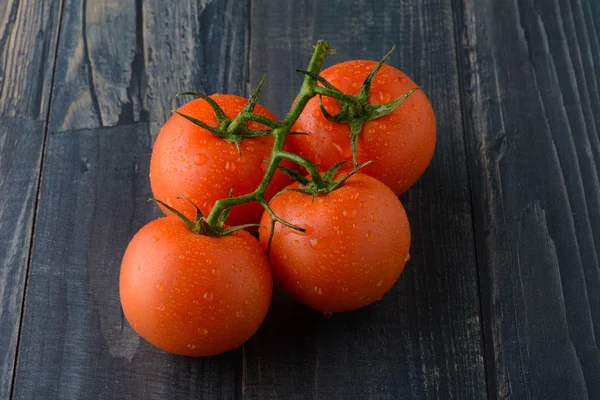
[455,0,600,397]
[0,0,63,397]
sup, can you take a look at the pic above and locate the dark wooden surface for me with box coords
[0,0,598,399]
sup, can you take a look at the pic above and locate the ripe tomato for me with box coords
[150,94,291,226]
[259,173,410,313]
[120,217,272,356]
[290,61,436,195]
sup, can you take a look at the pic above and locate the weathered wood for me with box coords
[13,0,250,398]
[456,0,600,397]
[0,0,63,397]
[244,1,486,398]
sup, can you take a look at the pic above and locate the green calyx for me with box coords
[275,160,374,199]
[174,77,278,155]
[298,45,420,166]
[151,196,261,237]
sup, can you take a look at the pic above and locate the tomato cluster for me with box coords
[120,42,435,356]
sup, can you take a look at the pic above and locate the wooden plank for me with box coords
[244,1,486,398]
[13,0,250,398]
[456,0,600,397]
[0,0,63,397]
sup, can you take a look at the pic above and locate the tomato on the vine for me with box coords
[150,94,292,226]
[120,216,272,356]
[259,172,410,313]
[290,61,436,195]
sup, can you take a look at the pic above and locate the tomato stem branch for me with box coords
[204,40,331,227]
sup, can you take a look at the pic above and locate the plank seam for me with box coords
[449,0,491,398]
[8,0,66,398]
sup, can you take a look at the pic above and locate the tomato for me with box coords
[259,173,410,312]
[150,94,292,226]
[290,61,436,195]
[120,217,272,356]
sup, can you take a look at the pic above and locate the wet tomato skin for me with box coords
[120,217,272,356]
[259,173,410,313]
[290,61,436,195]
[150,94,292,226]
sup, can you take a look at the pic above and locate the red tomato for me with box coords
[290,61,436,194]
[150,94,291,226]
[120,217,272,356]
[259,173,410,312]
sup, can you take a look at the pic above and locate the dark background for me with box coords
[1,0,599,398]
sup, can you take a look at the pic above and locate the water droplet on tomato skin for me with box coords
[341,287,349,293]
[225,161,236,172]
[309,236,334,250]
[377,279,383,287]
[193,153,208,166]
[405,253,411,262]
[379,91,392,103]
[366,230,375,242]
[314,287,323,295]
[156,283,164,292]
[187,344,196,350]
[198,328,208,336]
[291,240,300,247]
[236,310,244,318]
[323,312,333,319]
[156,303,165,312]
[342,209,357,218]
[204,292,214,301]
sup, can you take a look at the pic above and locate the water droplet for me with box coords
[211,268,218,275]
[405,253,411,262]
[360,201,369,209]
[325,124,333,132]
[341,287,349,293]
[351,192,360,200]
[319,136,327,144]
[198,328,208,336]
[310,236,333,250]
[187,344,196,349]
[379,91,392,103]
[370,214,375,222]
[312,109,320,118]
[225,161,236,172]
[323,312,333,319]
[236,310,244,318]
[314,286,323,295]
[342,209,357,218]
[156,283,164,292]
[156,303,165,312]
[166,198,173,207]
[377,279,383,287]
[308,209,315,215]
[366,230,375,242]
[332,142,352,158]
[291,239,300,247]
[418,117,424,124]
[193,153,208,166]
[204,292,214,301]
[152,236,160,243]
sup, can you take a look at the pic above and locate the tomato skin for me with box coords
[150,94,291,226]
[120,217,272,356]
[259,173,410,313]
[290,61,436,195]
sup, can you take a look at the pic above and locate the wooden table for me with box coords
[1,0,599,398]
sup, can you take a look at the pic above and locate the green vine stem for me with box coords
[203,40,332,229]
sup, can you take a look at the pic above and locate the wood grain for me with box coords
[12,0,250,398]
[456,0,600,397]
[0,0,63,398]
[243,1,486,398]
